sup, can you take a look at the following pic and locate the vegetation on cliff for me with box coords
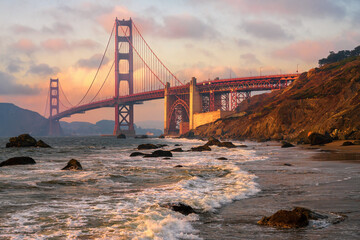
[193,56,360,141]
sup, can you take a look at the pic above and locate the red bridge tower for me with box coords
[113,18,135,136]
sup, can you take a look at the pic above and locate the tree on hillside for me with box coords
[318,45,360,66]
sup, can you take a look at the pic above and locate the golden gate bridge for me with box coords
[45,18,300,136]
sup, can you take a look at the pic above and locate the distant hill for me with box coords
[192,56,360,141]
[60,120,163,136]
[0,103,49,136]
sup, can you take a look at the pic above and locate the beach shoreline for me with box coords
[194,141,360,239]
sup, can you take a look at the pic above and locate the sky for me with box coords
[0,0,359,125]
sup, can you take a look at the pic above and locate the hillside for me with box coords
[0,103,49,136]
[193,57,360,141]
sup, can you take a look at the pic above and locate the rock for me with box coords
[342,141,354,146]
[281,141,295,148]
[135,135,148,139]
[218,141,236,148]
[191,145,211,152]
[174,165,183,168]
[130,152,145,157]
[354,140,360,145]
[0,157,36,167]
[284,163,292,166]
[157,144,168,148]
[308,132,332,145]
[217,157,228,160]
[170,148,183,152]
[158,134,165,139]
[205,137,221,146]
[62,159,83,170]
[137,144,160,150]
[238,144,248,148]
[117,133,126,139]
[6,134,37,148]
[180,131,195,139]
[144,150,173,158]
[258,207,326,229]
[36,140,51,148]
[163,157,171,160]
[164,203,196,215]
[174,144,182,146]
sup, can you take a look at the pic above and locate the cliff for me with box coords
[193,56,360,141]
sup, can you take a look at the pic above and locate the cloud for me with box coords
[27,64,60,76]
[41,22,73,34]
[7,62,23,73]
[158,15,218,39]
[192,0,347,19]
[240,53,261,65]
[10,24,36,34]
[41,38,98,52]
[0,71,40,95]
[76,54,109,69]
[11,38,37,53]
[242,20,291,40]
[97,6,133,32]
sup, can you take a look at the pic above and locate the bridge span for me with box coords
[47,18,300,136]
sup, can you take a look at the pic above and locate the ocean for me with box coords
[0,136,265,239]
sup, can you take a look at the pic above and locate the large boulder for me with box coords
[218,142,236,148]
[6,134,37,147]
[0,156,36,167]
[62,159,83,170]
[137,144,160,150]
[191,145,211,152]
[130,152,146,157]
[205,137,221,146]
[144,150,173,158]
[170,148,184,152]
[258,207,326,228]
[308,132,332,145]
[281,141,295,148]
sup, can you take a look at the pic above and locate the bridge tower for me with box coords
[113,18,135,136]
[49,78,62,135]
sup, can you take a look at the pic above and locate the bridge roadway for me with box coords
[50,74,300,121]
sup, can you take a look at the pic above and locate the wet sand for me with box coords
[194,141,360,239]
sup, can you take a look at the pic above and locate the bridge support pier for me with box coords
[113,103,135,136]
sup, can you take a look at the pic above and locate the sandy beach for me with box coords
[194,141,360,239]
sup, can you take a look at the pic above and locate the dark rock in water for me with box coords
[258,207,326,228]
[6,134,37,147]
[165,203,196,215]
[130,152,145,157]
[238,144,248,148]
[137,144,159,150]
[171,148,183,152]
[174,165,183,168]
[217,157,228,160]
[174,144,182,146]
[157,144,168,148]
[36,140,51,148]
[62,159,83,170]
[308,132,332,145]
[0,156,36,167]
[284,163,292,166]
[135,135,148,139]
[342,141,354,146]
[353,140,360,145]
[191,145,211,152]
[144,150,173,158]
[281,141,295,148]
[163,157,171,160]
[180,131,195,139]
[218,141,236,148]
[158,134,165,139]
[117,133,126,139]
[205,137,221,146]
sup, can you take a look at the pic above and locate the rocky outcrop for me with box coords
[0,157,36,167]
[137,144,159,150]
[342,141,355,146]
[130,152,146,157]
[144,150,173,158]
[308,132,332,145]
[191,57,360,141]
[258,207,327,228]
[191,145,211,152]
[62,159,83,170]
[164,203,196,215]
[281,141,295,148]
[204,137,236,148]
[217,157,228,160]
[117,133,126,139]
[5,134,51,148]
